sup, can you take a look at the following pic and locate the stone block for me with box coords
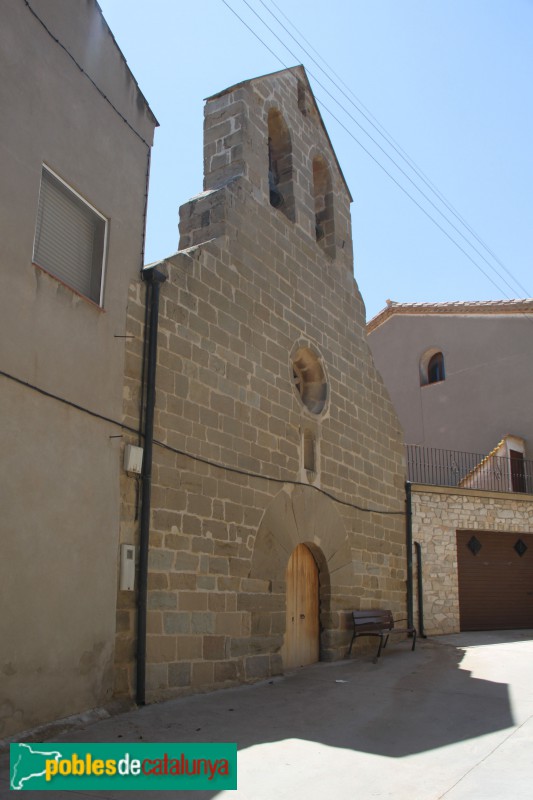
[215,612,248,636]
[203,635,226,661]
[241,578,271,593]
[148,635,176,663]
[237,593,284,613]
[208,593,226,612]
[169,573,197,591]
[147,611,163,635]
[177,636,203,660]
[191,661,215,688]
[179,591,208,611]
[147,591,177,611]
[115,610,131,633]
[208,555,229,575]
[148,549,175,571]
[191,612,215,634]
[174,552,200,572]
[163,612,191,635]
[168,662,191,688]
[244,654,271,680]
[197,575,216,590]
[146,663,168,692]
[214,660,240,683]
[251,612,271,635]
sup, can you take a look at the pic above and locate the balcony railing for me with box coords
[406,445,533,494]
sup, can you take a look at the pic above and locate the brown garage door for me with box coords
[457,530,533,631]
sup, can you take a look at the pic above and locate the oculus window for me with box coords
[33,167,107,305]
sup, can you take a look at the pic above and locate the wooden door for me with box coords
[510,450,526,493]
[457,530,533,630]
[281,544,319,669]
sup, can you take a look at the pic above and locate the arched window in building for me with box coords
[420,349,446,386]
[428,352,445,384]
[267,108,295,222]
[312,155,335,257]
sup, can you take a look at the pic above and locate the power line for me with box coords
[237,0,527,300]
[259,0,531,299]
[222,0,530,301]
[0,368,404,516]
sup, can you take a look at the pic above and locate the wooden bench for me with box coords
[347,609,417,662]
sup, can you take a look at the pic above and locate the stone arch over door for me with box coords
[250,485,353,664]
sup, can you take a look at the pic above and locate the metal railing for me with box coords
[406,445,533,494]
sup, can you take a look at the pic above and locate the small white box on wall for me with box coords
[120,544,136,591]
[124,444,143,475]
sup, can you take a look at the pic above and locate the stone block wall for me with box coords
[411,484,533,635]
[115,68,407,701]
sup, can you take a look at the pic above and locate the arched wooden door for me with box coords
[281,544,319,669]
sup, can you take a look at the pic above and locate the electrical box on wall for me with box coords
[124,444,143,475]
[120,544,135,591]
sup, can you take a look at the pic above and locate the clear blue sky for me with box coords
[98,0,532,321]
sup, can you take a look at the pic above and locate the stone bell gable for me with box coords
[117,67,405,700]
[180,66,354,279]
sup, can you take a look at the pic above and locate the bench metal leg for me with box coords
[374,634,387,662]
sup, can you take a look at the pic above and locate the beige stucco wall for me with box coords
[411,485,533,635]
[0,0,155,738]
[115,69,407,700]
[368,313,533,458]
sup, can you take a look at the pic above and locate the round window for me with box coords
[291,346,328,415]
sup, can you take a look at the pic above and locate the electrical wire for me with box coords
[221,0,531,302]
[259,0,531,299]
[236,0,527,301]
[0,369,405,516]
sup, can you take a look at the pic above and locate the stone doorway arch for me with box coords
[249,485,352,666]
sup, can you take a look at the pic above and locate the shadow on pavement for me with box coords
[3,631,532,799]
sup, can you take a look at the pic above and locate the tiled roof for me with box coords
[367,298,533,333]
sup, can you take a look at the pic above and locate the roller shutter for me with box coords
[457,530,533,630]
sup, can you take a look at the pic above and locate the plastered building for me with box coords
[367,299,533,458]
[367,300,533,637]
[0,0,156,738]
[116,68,407,701]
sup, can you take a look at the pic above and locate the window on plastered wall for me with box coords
[420,349,445,386]
[33,166,107,306]
[267,108,295,222]
[312,155,335,257]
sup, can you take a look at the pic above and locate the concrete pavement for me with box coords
[1,630,532,799]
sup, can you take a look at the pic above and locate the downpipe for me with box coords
[405,481,414,631]
[136,266,166,705]
[414,541,426,638]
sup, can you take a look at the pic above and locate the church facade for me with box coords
[116,67,407,700]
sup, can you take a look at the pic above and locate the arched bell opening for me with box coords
[267,108,295,222]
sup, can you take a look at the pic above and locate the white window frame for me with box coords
[33,165,108,306]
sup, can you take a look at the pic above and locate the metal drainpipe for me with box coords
[414,541,426,637]
[136,266,166,706]
[405,481,414,630]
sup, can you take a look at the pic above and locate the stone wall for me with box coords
[411,484,533,635]
[115,68,407,701]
